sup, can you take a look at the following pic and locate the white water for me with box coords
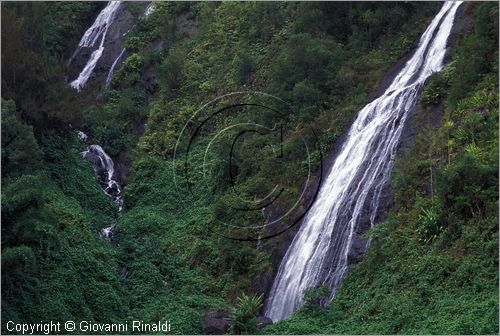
[81,144,124,211]
[76,130,123,239]
[265,1,462,322]
[144,2,156,16]
[100,226,114,240]
[105,47,126,88]
[80,142,123,239]
[77,131,89,142]
[70,1,122,91]
[104,2,155,88]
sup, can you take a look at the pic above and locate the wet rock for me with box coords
[82,151,107,176]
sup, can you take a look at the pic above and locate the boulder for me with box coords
[202,317,230,335]
[207,309,229,319]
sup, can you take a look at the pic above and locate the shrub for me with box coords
[420,72,449,105]
[122,53,144,82]
[230,293,263,334]
[304,285,331,307]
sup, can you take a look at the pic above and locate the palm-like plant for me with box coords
[229,293,263,334]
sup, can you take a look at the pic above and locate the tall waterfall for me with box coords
[265,1,462,322]
[70,1,122,91]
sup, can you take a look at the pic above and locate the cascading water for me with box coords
[265,1,462,322]
[76,131,123,239]
[105,47,126,88]
[105,3,156,87]
[70,1,122,91]
[77,130,89,142]
[70,1,155,91]
[81,144,123,209]
[69,3,155,235]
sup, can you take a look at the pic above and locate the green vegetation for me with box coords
[230,294,263,334]
[2,99,127,331]
[303,285,331,308]
[1,1,498,335]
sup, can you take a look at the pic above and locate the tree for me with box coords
[1,100,42,177]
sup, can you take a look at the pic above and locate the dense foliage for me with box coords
[2,99,127,330]
[1,1,498,335]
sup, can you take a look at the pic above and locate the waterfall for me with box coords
[104,2,156,88]
[265,1,462,322]
[77,131,89,142]
[70,1,122,91]
[81,144,124,212]
[105,47,126,88]
[76,131,124,239]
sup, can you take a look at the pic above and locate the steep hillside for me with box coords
[1,2,498,335]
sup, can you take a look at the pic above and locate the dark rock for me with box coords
[206,309,229,319]
[141,66,159,94]
[347,235,369,265]
[257,316,273,329]
[202,317,230,335]
[202,309,231,334]
[82,150,109,184]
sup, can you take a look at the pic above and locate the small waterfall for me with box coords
[77,131,123,239]
[104,2,155,88]
[105,47,126,88]
[81,144,123,211]
[265,1,462,322]
[70,1,122,91]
